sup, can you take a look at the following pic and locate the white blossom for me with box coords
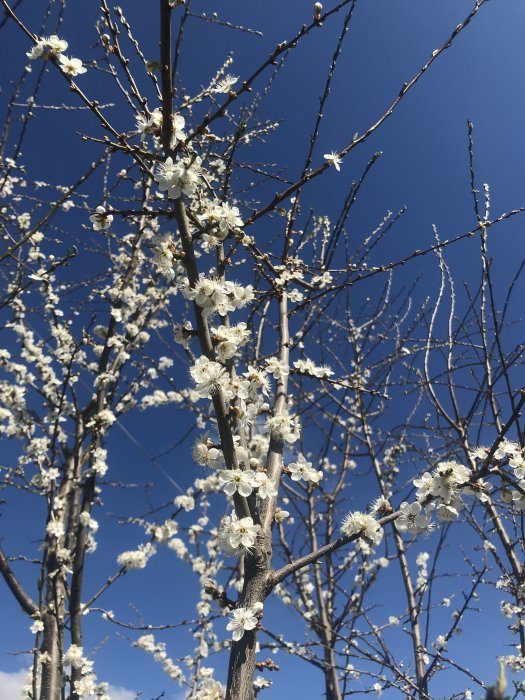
[190,356,233,399]
[117,542,156,570]
[218,514,260,555]
[155,155,202,199]
[288,454,322,484]
[213,74,238,93]
[323,151,342,171]
[266,411,299,444]
[212,322,250,362]
[58,54,87,77]
[89,206,113,231]
[30,619,44,634]
[46,518,65,539]
[255,472,278,499]
[265,357,289,379]
[226,602,263,641]
[341,511,383,546]
[27,35,68,60]
[219,468,258,497]
[193,436,222,468]
[396,501,432,535]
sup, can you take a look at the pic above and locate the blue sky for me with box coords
[1,1,525,698]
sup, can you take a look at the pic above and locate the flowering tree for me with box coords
[0,1,525,699]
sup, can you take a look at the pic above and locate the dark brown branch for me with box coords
[0,546,38,616]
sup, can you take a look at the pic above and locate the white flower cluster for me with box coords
[174,493,195,511]
[26,35,67,60]
[474,441,525,507]
[498,654,525,673]
[219,469,257,497]
[416,551,429,589]
[58,55,87,77]
[190,356,232,399]
[219,469,277,499]
[151,233,179,279]
[265,357,289,380]
[90,446,108,476]
[134,634,184,683]
[192,678,225,700]
[226,602,263,641]
[62,645,107,698]
[413,461,471,521]
[182,275,254,318]
[211,322,250,362]
[155,155,202,199]
[395,501,432,535]
[217,514,260,556]
[212,74,238,93]
[86,408,116,433]
[293,358,334,379]
[117,542,156,570]
[201,201,243,249]
[89,206,113,231]
[192,435,223,468]
[26,37,87,76]
[341,511,383,547]
[31,466,59,492]
[136,108,186,147]
[30,617,44,634]
[46,517,65,540]
[266,410,300,444]
[288,454,323,485]
[145,518,179,543]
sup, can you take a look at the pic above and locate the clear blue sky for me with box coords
[1,1,525,698]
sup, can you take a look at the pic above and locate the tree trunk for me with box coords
[226,543,271,700]
[324,646,342,700]
[39,610,62,700]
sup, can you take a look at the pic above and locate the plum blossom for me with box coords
[193,678,225,699]
[265,357,289,379]
[190,356,233,399]
[288,454,323,484]
[226,602,263,641]
[151,233,177,278]
[202,201,243,247]
[341,511,383,546]
[255,472,278,499]
[293,358,334,379]
[413,461,471,521]
[183,276,254,317]
[213,74,238,93]
[218,514,260,555]
[136,108,186,146]
[27,35,68,60]
[395,501,432,535]
[30,619,44,634]
[155,155,201,199]
[89,206,113,231]
[212,322,250,362]
[192,436,222,468]
[219,468,258,497]
[266,411,300,444]
[46,518,65,539]
[323,151,342,171]
[117,542,156,569]
[58,55,87,77]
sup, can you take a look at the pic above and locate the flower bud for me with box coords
[501,488,513,504]
[314,2,323,21]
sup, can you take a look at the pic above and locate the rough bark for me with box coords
[226,539,271,700]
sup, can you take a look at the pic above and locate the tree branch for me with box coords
[0,545,38,616]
